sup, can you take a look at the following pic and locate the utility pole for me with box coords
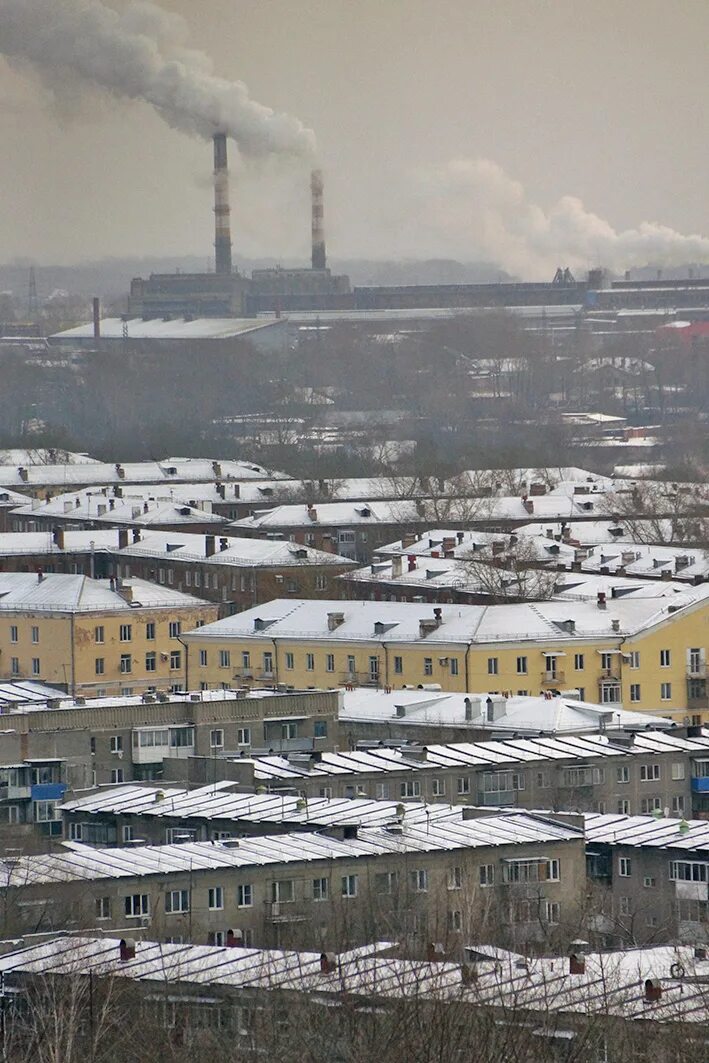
[27,266,39,322]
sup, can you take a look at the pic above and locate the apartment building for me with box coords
[0,687,340,846]
[585,813,709,946]
[0,528,354,612]
[0,936,706,1062]
[0,572,217,696]
[163,729,709,818]
[339,687,674,745]
[182,594,709,724]
[0,810,585,953]
[11,493,230,535]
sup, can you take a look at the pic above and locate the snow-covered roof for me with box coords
[2,936,706,1025]
[340,688,675,734]
[52,317,284,341]
[0,457,285,490]
[183,592,709,647]
[0,812,581,886]
[12,495,228,527]
[0,573,209,613]
[585,812,709,852]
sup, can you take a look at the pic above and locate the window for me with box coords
[284,652,294,670]
[409,869,428,893]
[110,735,123,754]
[448,866,463,890]
[347,655,356,675]
[672,762,686,781]
[630,684,641,703]
[263,652,273,675]
[670,861,709,882]
[210,729,224,749]
[619,857,632,877]
[432,778,446,797]
[95,657,105,676]
[448,910,462,932]
[536,770,550,788]
[672,795,685,813]
[617,799,630,814]
[125,894,150,918]
[237,728,251,746]
[450,658,459,676]
[315,574,327,591]
[219,650,231,668]
[660,649,671,668]
[306,653,315,672]
[341,875,358,898]
[643,876,656,888]
[600,652,614,672]
[169,650,182,670]
[326,654,335,673]
[207,931,225,947]
[640,797,662,813]
[120,654,132,674]
[69,822,83,841]
[9,625,18,643]
[483,770,525,793]
[95,897,111,920]
[488,657,499,676]
[400,780,421,798]
[31,658,40,676]
[619,896,631,916]
[271,880,294,904]
[629,651,640,669]
[34,800,56,822]
[119,624,132,642]
[31,626,39,644]
[574,653,584,671]
[616,766,630,784]
[457,776,471,795]
[208,887,224,910]
[122,825,134,842]
[319,786,333,799]
[10,658,19,676]
[502,858,559,883]
[375,871,397,894]
[146,622,155,641]
[111,769,124,784]
[312,878,329,901]
[479,864,495,887]
[423,658,433,676]
[281,721,297,740]
[545,901,560,925]
[237,884,253,907]
[516,656,527,674]
[600,683,621,704]
[394,656,403,674]
[165,890,190,914]
[660,682,672,701]
[169,621,181,639]
[640,764,661,782]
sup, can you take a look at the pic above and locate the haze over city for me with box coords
[0,0,708,274]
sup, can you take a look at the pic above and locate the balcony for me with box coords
[257,671,275,682]
[476,790,516,807]
[691,777,709,794]
[540,671,565,685]
[687,665,707,679]
[687,678,709,710]
[265,902,308,924]
[674,881,709,902]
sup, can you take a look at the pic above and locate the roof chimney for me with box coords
[320,951,337,974]
[569,952,586,975]
[118,528,129,550]
[119,938,136,962]
[644,978,662,1002]
[597,591,607,609]
[311,169,326,271]
[213,133,232,275]
[226,928,244,948]
[205,535,216,557]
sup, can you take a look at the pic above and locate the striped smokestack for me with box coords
[311,168,326,271]
[213,132,232,275]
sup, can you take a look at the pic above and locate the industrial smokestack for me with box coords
[92,296,101,340]
[311,168,326,271]
[213,133,232,276]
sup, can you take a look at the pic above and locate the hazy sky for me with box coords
[1,0,708,275]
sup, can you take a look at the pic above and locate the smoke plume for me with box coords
[419,158,709,276]
[0,0,315,159]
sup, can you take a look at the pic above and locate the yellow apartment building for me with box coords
[182,594,709,724]
[0,572,217,696]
